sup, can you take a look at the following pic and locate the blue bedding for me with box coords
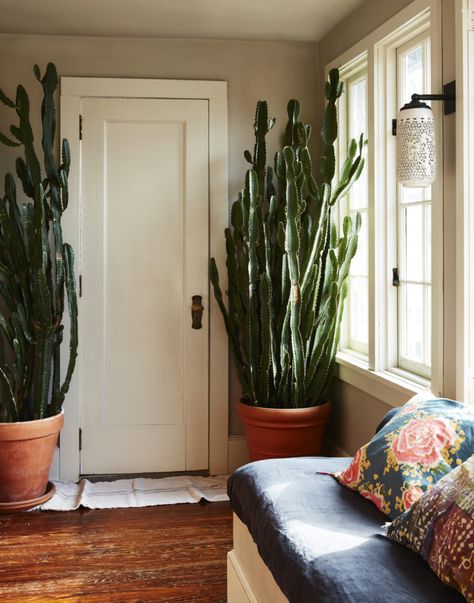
[228,457,464,603]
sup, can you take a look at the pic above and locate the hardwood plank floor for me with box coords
[0,501,232,602]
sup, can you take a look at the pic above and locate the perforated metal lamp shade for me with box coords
[396,101,435,188]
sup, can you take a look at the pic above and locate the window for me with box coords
[338,58,369,356]
[396,36,432,379]
[332,2,443,396]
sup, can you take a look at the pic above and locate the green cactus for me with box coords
[0,63,78,421]
[210,68,366,408]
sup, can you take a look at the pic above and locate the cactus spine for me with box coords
[210,68,366,408]
[0,63,78,421]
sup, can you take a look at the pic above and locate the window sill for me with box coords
[335,351,432,408]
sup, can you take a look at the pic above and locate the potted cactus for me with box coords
[210,69,366,460]
[0,63,78,509]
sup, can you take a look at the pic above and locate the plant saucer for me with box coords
[0,481,56,514]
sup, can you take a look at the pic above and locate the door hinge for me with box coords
[392,267,400,287]
[79,428,82,451]
[79,274,83,297]
[79,114,83,140]
[392,118,397,136]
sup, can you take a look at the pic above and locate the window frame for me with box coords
[326,0,444,404]
[395,32,432,379]
[337,55,369,356]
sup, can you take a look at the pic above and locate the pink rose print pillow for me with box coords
[387,455,474,602]
[335,395,474,519]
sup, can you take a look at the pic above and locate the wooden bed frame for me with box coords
[227,513,288,603]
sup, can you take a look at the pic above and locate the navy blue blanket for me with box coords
[228,457,463,603]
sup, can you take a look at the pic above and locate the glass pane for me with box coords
[400,186,423,204]
[425,285,432,366]
[425,204,431,281]
[350,79,366,139]
[349,276,368,344]
[340,68,368,357]
[400,283,424,363]
[400,184,431,205]
[350,210,368,276]
[350,170,367,210]
[402,204,423,281]
[402,45,424,105]
[349,78,367,211]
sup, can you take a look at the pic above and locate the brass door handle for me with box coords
[191,295,204,329]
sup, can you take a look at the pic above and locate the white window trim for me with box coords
[336,351,430,408]
[376,11,443,392]
[327,0,444,399]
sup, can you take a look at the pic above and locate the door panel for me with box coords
[80,98,209,474]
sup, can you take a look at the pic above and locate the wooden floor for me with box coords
[0,501,232,602]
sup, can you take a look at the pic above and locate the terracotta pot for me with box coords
[0,411,64,503]
[237,400,331,461]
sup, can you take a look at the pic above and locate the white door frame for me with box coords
[59,78,229,481]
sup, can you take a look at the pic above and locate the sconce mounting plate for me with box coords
[443,81,456,115]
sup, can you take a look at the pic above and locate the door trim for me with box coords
[59,78,229,480]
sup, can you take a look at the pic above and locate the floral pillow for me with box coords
[335,395,474,519]
[386,455,474,602]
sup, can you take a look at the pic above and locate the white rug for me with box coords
[40,475,229,511]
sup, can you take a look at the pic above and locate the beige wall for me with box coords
[321,0,457,455]
[0,34,318,189]
[0,33,318,437]
[318,0,414,70]
[326,380,392,455]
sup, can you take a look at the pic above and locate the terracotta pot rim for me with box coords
[0,410,64,441]
[238,399,331,411]
[237,399,331,428]
[0,409,64,426]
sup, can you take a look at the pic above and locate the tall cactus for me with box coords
[210,68,366,408]
[0,63,78,421]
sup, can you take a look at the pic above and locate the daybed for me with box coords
[227,455,464,603]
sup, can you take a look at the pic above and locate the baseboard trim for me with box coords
[228,436,250,472]
[49,448,60,481]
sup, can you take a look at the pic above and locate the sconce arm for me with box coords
[408,81,456,115]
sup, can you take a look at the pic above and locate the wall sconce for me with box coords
[396,81,455,188]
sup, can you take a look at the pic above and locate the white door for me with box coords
[80,97,209,474]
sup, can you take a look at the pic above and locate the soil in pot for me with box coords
[238,400,331,461]
[0,411,64,504]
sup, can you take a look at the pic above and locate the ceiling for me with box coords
[0,0,366,43]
